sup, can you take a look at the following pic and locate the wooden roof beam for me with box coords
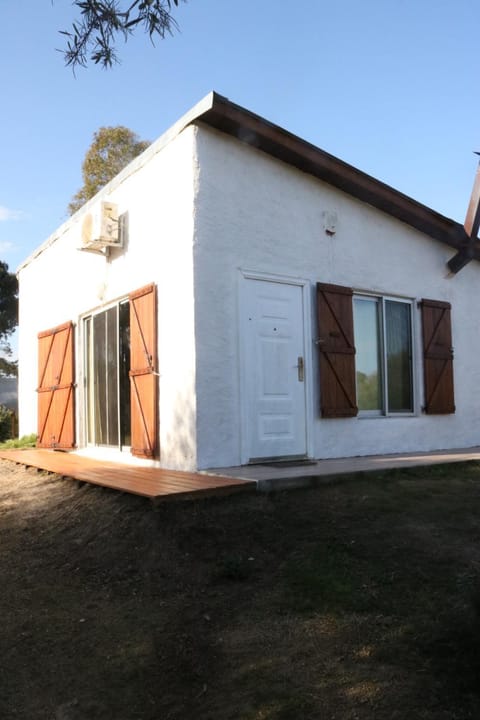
[448,155,480,274]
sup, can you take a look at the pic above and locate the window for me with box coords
[317,283,454,418]
[83,283,158,457]
[354,296,413,414]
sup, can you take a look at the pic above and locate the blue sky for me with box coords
[1,0,480,277]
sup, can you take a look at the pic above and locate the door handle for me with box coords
[295,356,304,382]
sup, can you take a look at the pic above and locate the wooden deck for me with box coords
[0,449,255,501]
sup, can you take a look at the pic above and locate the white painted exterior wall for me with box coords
[18,115,480,473]
[193,126,480,468]
[18,126,199,470]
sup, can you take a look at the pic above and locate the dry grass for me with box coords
[1,459,480,719]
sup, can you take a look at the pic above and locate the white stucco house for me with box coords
[17,92,480,473]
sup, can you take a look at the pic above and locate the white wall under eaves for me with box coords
[17,92,216,275]
[18,125,199,471]
[18,113,480,473]
[192,125,480,469]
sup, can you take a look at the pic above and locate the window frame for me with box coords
[353,292,416,418]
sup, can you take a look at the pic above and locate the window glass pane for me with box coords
[353,298,382,411]
[106,307,119,446]
[85,317,94,444]
[385,300,413,412]
[85,302,131,448]
[119,301,131,447]
[93,313,107,444]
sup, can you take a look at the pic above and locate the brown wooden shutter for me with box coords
[316,283,357,418]
[420,299,455,414]
[37,321,75,448]
[129,283,158,458]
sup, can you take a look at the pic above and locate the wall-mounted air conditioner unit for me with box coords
[80,201,121,251]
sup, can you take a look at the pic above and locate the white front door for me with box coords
[241,277,308,461]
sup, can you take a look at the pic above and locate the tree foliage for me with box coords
[61,0,185,69]
[68,126,150,215]
[0,358,17,378]
[0,404,15,442]
[0,262,18,363]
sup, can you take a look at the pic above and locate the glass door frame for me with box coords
[82,297,131,451]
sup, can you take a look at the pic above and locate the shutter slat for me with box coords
[37,322,75,448]
[420,299,455,414]
[129,283,158,458]
[317,283,358,418]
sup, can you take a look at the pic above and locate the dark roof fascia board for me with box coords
[195,92,473,258]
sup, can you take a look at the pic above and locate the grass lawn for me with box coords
[1,459,480,719]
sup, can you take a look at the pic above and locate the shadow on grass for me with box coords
[3,461,480,719]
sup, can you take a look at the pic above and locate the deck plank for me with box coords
[0,449,255,500]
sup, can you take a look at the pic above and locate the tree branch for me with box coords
[60,0,183,69]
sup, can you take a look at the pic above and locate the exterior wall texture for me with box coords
[18,126,199,470]
[18,118,480,473]
[193,125,480,468]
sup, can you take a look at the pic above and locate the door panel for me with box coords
[129,284,158,458]
[243,278,307,460]
[37,322,75,449]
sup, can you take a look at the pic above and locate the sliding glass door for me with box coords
[84,300,131,449]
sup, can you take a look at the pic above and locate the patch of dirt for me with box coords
[1,459,480,719]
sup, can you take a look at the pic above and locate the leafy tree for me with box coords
[0,262,18,375]
[0,404,15,442]
[68,126,150,215]
[356,370,380,411]
[0,358,17,378]
[61,0,185,69]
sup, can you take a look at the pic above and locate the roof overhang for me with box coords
[192,92,476,262]
[19,91,477,273]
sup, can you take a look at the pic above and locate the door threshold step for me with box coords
[256,459,318,468]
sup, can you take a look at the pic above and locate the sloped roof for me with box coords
[19,91,476,272]
[194,93,473,258]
